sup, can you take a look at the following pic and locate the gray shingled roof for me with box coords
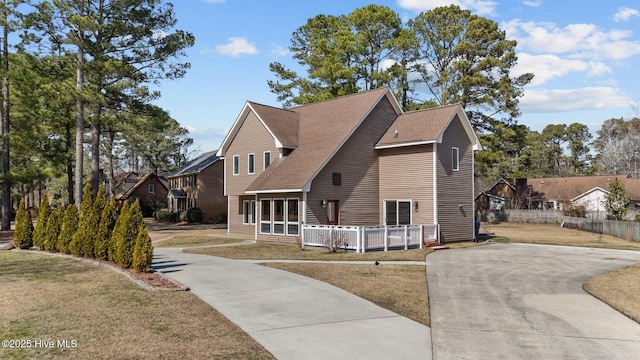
[168,150,219,178]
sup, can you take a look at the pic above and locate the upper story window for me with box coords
[233,155,239,175]
[264,151,271,169]
[248,153,255,174]
[452,147,459,172]
[148,184,155,193]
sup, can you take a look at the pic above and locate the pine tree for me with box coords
[132,224,154,272]
[95,198,117,261]
[13,198,33,249]
[32,196,51,249]
[57,204,78,254]
[43,208,63,252]
[70,181,93,256]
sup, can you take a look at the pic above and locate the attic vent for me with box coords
[393,129,398,138]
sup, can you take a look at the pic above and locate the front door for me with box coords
[327,200,339,225]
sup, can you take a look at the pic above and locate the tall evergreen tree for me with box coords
[604,179,632,221]
[132,224,153,272]
[69,180,92,256]
[95,197,117,261]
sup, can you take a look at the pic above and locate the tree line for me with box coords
[269,4,637,185]
[0,0,195,230]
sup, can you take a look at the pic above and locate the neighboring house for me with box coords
[477,175,640,215]
[571,187,609,213]
[115,173,169,216]
[527,175,640,213]
[216,87,482,244]
[476,192,508,211]
[166,151,226,223]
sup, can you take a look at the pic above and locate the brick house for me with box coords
[115,173,169,216]
[167,151,227,223]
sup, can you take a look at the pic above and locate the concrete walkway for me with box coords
[153,247,431,360]
[426,243,640,360]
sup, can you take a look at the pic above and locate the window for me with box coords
[248,154,255,174]
[332,172,341,186]
[259,198,300,236]
[233,155,239,175]
[148,184,155,193]
[243,200,256,224]
[264,151,271,169]
[385,200,411,226]
[287,199,299,235]
[260,199,271,234]
[273,199,285,234]
[452,147,459,172]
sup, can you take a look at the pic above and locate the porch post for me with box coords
[404,226,409,250]
[384,226,389,252]
[419,225,423,249]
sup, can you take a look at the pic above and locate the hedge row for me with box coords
[13,182,153,272]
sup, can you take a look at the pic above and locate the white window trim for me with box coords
[263,151,271,170]
[452,147,459,172]
[286,198,299,236]
[272,198,285,235]
[384,199,413,226]
[260,199,271,234]
[248,153,255,174]
[233,155,240,175]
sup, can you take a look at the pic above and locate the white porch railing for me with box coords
[301,224,439,253]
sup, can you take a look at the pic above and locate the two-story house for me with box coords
[167,151,227,223]
[217,87,481,243]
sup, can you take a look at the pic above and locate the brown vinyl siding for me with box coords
[436,115,474,242]
[378,144,435,225]
[225,111,279,234]
[306,97,398,226]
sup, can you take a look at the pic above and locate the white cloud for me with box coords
[514,53,611,86]
[214,37,259,57]
[522,0,542,7]
[504,20,640,60]
[269,44,289,58]
[397,0,498,16]
[614,7,639,22]
[520,87,629,113]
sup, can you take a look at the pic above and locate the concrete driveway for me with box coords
[426,243,640,360]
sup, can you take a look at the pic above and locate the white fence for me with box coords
[301,224,439,253]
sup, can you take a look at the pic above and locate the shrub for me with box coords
[563,205,587,218]
[180,207,203,223]
[95,199,117,261]
[154,208,179,222]
[57,204,79,254]
[43,208,63,252]
[70,181,93,256]
[111,200,144,268]
[217,212,228,224]
[132,225,154,272]
[13,198,33,249]
[32,196,51,249]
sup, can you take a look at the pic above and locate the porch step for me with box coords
[424,241,441,247]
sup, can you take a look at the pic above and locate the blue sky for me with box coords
[152,0,640,154]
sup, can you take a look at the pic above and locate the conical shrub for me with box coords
[109,201,129,263]
[13,198,33,250]
[70,181,93,257]
[132,224,154,272]
[43,208,63,252]
[32,196,51,249]
[57,204,78,254]
[112,199,144,268]
[95,199,117,261]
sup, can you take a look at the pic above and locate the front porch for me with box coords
[301,224,439,253]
